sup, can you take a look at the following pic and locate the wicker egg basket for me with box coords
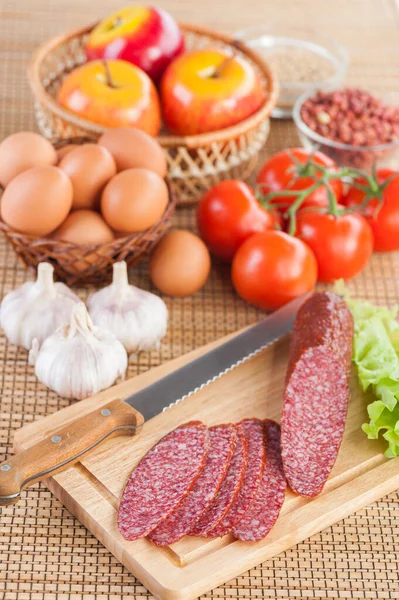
[0,138,176,286]
[28,22,279,205]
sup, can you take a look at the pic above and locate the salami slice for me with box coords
[232,420,285,542]
[148,424,237,546]
[281,292,353,498]
[118,421,209,541]
[206,418,266,538]
[190,427,247,537]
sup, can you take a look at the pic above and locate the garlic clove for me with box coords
[0,262,81,350]
[87,261,168,355]
[28,339,40,366]
[30,302,128,400]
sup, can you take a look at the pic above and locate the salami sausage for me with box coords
[206,418,266,538]
[118,421,209,541]
[232,420,285,542]
[148,424,237,546]
[190,427,247,537]
[281,292,353,498]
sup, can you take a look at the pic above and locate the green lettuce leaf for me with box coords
[335,282,399,457]
[352,317,399,390]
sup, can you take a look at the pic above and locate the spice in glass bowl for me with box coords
[294,88,399,169]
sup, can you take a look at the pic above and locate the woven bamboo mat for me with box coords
[1,0,399,598]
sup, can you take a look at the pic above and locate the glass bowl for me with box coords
[293,90,399,171]
[235,25,349,118]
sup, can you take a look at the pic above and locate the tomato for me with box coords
[343,169,399,252]
[232,230,317,311]
[257,148,343,211]
[197,180,280,261]
[295,209,374,283]
[342,168,395,212]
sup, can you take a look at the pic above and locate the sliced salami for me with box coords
[148,424,237,546]
[232,420,285,542]
[206,418,266,538]
[190,427,247,537]
[118,421,209,541]
[281,292,353,497]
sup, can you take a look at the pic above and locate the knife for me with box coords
[0,293,309,506]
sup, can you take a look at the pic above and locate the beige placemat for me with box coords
[1,0,399,598]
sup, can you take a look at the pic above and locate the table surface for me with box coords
[1,0,399,599]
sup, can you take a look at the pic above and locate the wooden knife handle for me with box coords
[0,398,144,506]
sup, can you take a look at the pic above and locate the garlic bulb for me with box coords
[87,261,168,355]
[0,262,80,350]
[29,303,127,400]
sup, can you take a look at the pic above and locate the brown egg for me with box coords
[52,210,114,272]
[101,168,168,233]
[52,210,114,244]
[0,131,57,187]
[1,165,73,236]
[149,229,211,297]
[56,143,79,162]
[59,144,116,210]
[98,127,167,177]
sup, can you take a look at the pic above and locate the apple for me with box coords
[85,5,184,83]
[57,59,161,135]
[160,49,265,136]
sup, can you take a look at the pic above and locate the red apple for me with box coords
[161,49,266,136]
[86,5,184,83]
[58,59,161,135]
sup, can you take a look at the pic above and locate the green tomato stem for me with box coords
[257,156,387,234]
[287,180,323,235]
[324,179,339,217]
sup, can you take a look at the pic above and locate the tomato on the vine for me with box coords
[343,169,399,252]
[197,180,280,261]
[295,208,374,283]
[232,230,317,311]
[257,148,343,211]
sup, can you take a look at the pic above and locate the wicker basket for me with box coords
[28,22,278,206]
[0,138,176,287]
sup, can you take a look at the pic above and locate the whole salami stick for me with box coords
[281,292,353,497]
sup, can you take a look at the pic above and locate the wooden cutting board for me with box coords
[13,331,399,600]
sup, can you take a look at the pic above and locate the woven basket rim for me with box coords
[28,21,279,149]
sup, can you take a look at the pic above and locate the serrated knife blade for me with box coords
[0,292,310,506]
[125,292,311,421]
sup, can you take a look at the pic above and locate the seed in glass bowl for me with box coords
[267,47,336,84]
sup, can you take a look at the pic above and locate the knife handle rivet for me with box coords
[1,464,10,472]
[51,435,62,443]
[101,409,111,417]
